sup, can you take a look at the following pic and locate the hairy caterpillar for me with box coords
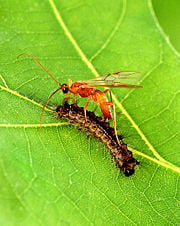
[56,102,139,176]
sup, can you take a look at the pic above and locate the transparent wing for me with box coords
[84,71,142,86]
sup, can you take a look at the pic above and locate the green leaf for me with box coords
[152,0,180,53]
[0,0,179,225]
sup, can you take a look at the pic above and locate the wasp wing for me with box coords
[84,71,142,88]
[82,84,143,88]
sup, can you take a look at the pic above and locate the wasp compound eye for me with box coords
[62,84,69,94]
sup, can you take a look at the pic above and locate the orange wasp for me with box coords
[18,53,143,145]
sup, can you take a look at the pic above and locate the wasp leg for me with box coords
[81,96,91,132]
[84,96,91,121]
[103,89,121,146]
[62,94,77,106]
[104,89,113,102]
[62,96,73,106]
[68,78,78,104]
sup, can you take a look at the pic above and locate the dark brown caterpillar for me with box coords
[56,102,139,176]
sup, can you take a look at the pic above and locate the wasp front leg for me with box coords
[62,94,77,106]
[61,78,76,105]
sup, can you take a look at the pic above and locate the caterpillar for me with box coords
[55,102,139,177]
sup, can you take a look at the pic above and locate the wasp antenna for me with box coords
[40,87,62,129]
[17,53,61,86]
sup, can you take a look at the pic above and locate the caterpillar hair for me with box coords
[55,102,139,177]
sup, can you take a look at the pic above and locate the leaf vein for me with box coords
[89,0,126,62]
[24,128,37,177]
[0,73,9,88]
[0,84,51,112]
[148,0,180,58]
[0,122,68,128]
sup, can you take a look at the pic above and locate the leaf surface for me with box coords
[0,0,179,225]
